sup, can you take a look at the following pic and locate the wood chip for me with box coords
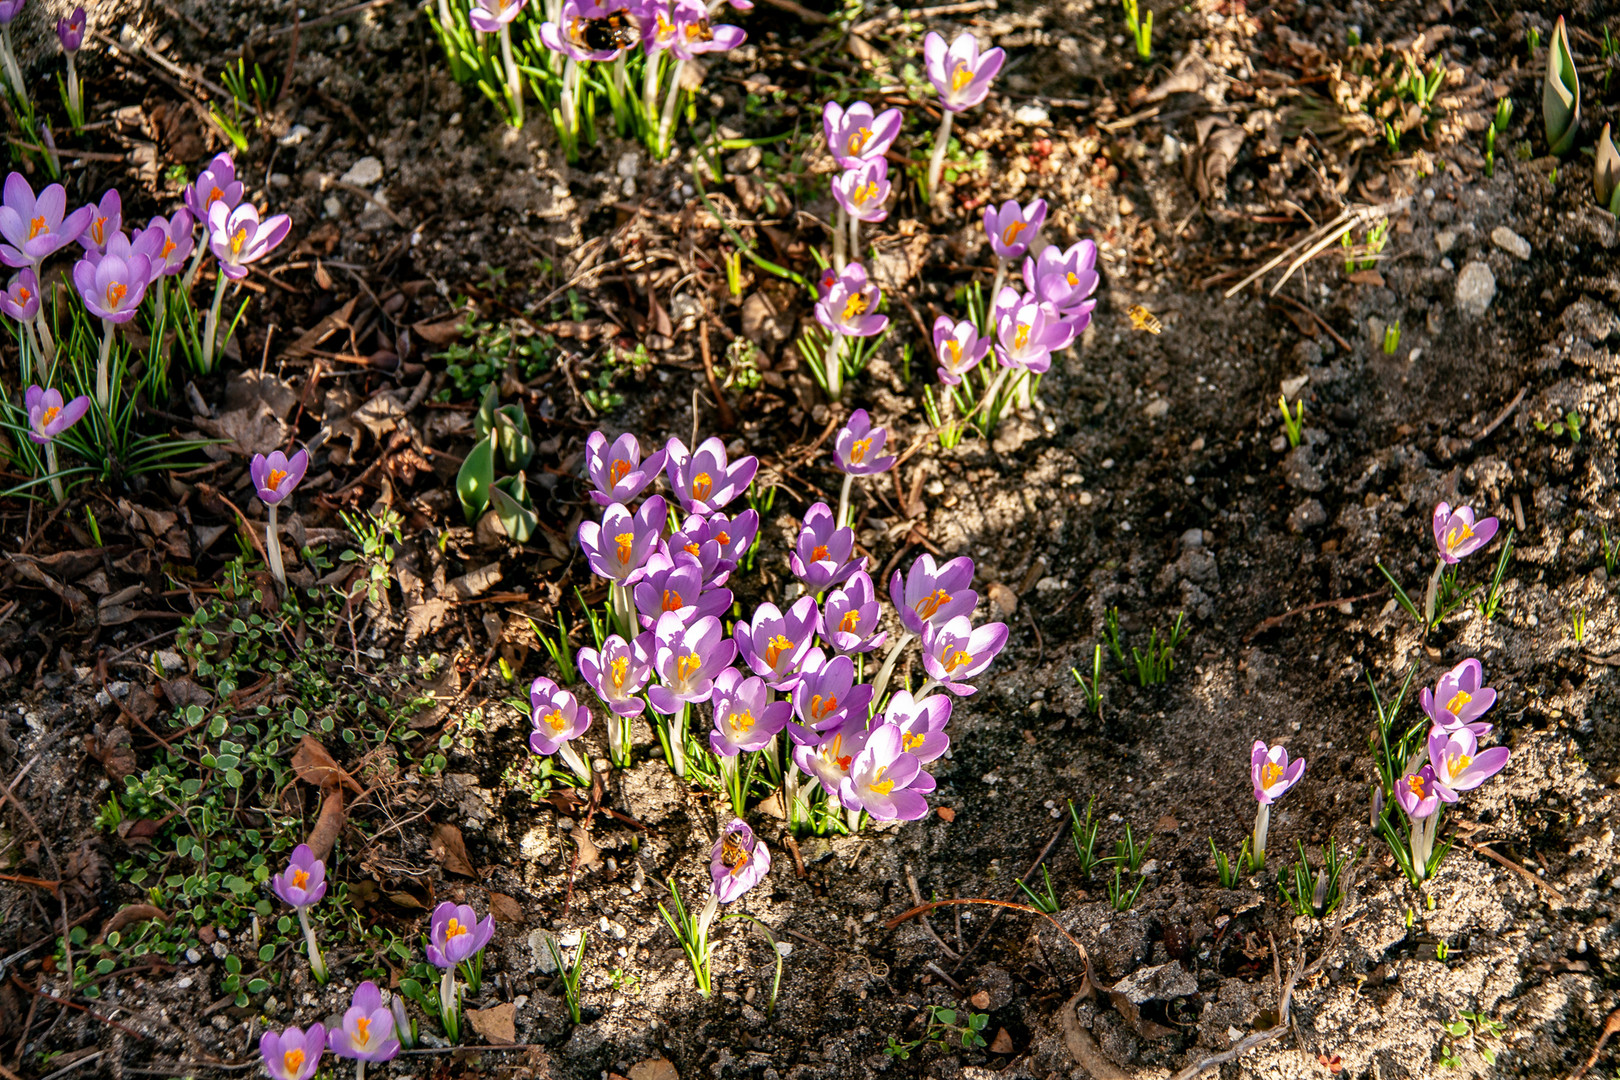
[936,806,956,822]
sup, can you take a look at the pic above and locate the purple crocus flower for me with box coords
[0,266,38,320]
[76,189,121,254]
[578,633,653,717]
[209,201,292,280]
[709,668,790,756]
[183,153,244,222]
[701,509,759,571]
[983,198,1047,260]
[924,30,1004,111]
[72,247,149,323]
[57,6,85,51]
[427,902,496,969]
[921,616,1009,695]
[24,385,88,445]
[933,316,989,386]
[711,819,770,903]
[791,650,874,734]
[821,571,887,655]
[469,0,526,30]
[543,0,626,61]
[1427,728,1510,799]
[668,517,730,585]
[529,676,592,755]
[993,289,1074,374]
[1395,764,1456,822]
[579,496,668,584]
[790,501,865,592]
[663,436,757,515]
[1432,501,1499,564]
[270,844,327,909]
[1251,741,1306,804]
[647,611,736,714]
[586,431,668,507]
[830,159,891,224]
[790,720,872,808]
[823,100,902,168]
[890,553,978,636]
[647,0,746,59]
[833,409,896,475]
[328,982,400,1064]
[261,1025,326,1080]
[734,596,821,687]
[135,211,195,277]
[251,449,309,506]
[632,550,732,628]
[0,174,92,268]
[1419,658,1497,738]
[839,723,935,821]
[883,690,952,763]
[1023,240,1100,320]
[814,261,888,338]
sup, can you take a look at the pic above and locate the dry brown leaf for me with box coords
[305,789,347,864]
[628,1059,679,1080]
[989,1027,1015,1054]
[292,735,363,794]
[489,892,525,924]
[467,1002,516,1044]
[431,823,477,877]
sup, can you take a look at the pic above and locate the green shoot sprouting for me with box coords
[1068,798,1103,878]
[724,250,744,298]
[1527,26,1541,56]
[1070,644,1103,717]
[1102,607,1126,665]
[1209,837,1249,889]
[1015,865,1060,913]
[543,930,588,1024]
[1474,528,1514,621]
[1130,611,1188,686]
[1278,395,1305,447]
[1121,0,1152,59]
[1276,841,1355,918]
[657,879,715,996]
[1601,523,1618,576]
[1534,410,1582,442]
[1383,320,1401,355]
[1112,823,1152,873]
[1107,866,1146,911]
[884,1005,990,1059]
[1571,606,1588,645]
[530,615,578,685]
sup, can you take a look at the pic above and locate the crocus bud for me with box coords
[57,6,85,52]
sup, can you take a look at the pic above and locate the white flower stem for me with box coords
[1422,558,1445,632]
[266,504,286,590]
[558,740,592,785]
[0,27,24,102]
[836,473,855,530]
[667,702,687,777]
[45,441,62,505]
[832,206,847,271]
[357,1062,366,1080]
[990,257,1006,303]
[849,213,860,263]
[926,109,954,202]
[439,968,460,1040]
[1251,802,1271,870]
[869,631,915,704]
[95,318,113,409]
[32,309,55,375]
[182,243,209,294]
[201,272,228,374]
[656,59,685,159]
[846,805,863,833]
[66,55,81,128]
[298,907,328,983]
[825,331,845,402]
[500,26,523,127]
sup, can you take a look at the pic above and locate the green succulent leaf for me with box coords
[1544,16,1580,155]
[457,436,497,523]
[490,473,538,543]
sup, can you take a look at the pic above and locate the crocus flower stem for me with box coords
[65,55,80,127]
[182,242,208,293]
[989,257,1006,304]
[927,109,954,201]
[661,702,688,777]
[500,26,523,127]
[642,54,661,136]
[657,59,685,159]
[846,805,864,834]
[849,214,861,265]
[1422,557,1445,632]
[32,310,54,375]
[0,26,23,103]
[44,442,62,505]
[832,206,847,271]
[95,318,113,409]
[297,906,328,984]
[609,582,634,640]
[557,738,591,785]
[1251,802,1270,870]
[825,330,845,402]
[438,967,461,1042]
[201,271,228,374]
[975,366,1014,426]
[869,631,915,703]
[837,473,855,530]
[266,504,286,590]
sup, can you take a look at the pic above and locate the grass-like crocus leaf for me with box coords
[457,435,496,523]
[1599,123,1620,212]
[1544,15,1580,155]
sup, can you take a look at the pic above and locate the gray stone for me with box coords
[1455,261,1496,317]
[1491,225,1531,260]
[1288,498,1328,533]
[1111,960,1199,1004]
[340,155,384,187]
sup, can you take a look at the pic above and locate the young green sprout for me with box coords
[1383,320,1401,355]
[1121,0,1152,60]
[1068,798,1104,877]
[1534,410,1582,441]
[1070,644,1103,717]
[1278,395,1305,447]
[1474,528,1515,621]
[1107,865,1146,911]
[543,930,588,1024]
[1015,865,1060,913]
[1601,523,1618,575]
[1571,606,1588,645]
[1209,837,1249,889]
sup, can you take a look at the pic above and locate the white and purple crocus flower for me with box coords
[24,384,89,505]
[993,288,1075,375]
[709,667,790,757]
[426,901,495,1042]
[790,501,865,592]
[933,316,990,386]
[1432,501,1499,564]
[814,262,888,340]
[823,100,902,168]
[327,982,401,1075]
[920,615,1009,696]
[664,436,757,515]
[586,430,668,506]
[529,676,593,783]
[821,571,887,655]
[250,448,309,590]
[578,632,652,765]
[271,844,330,983]
[984,198,1047,261]
[840,723,936,823]
[1023,239,1101,322]
[261,1024,325,1080]
[734,597,820,688]
[648,611,737,776]
[580,496,668,586]
[1420,658,1497,738]
[711,818,770,903]
[1249,741,1306,868]
[0,173,91,268]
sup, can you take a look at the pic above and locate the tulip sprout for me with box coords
[1543,16,1580,156]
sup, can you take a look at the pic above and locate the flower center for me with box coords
[283,1049,305,1074]
[847,127,871,156]
[90,216,106,245]
[842,293,868,320]
[39,405,59,428]
[162,237,176,259]
[946,339,962,365]
[268,468,288,491]
[850,437,871,463]
[27,215,45,240]
[838,610,861,634]
[610,656,628,689]
[853,181,879,206]
[1014,322,1031,349]
[1066,271,1079,286]
[1406,773,1429,799]
[951,61,973,92]
[615,531,634,565]
[446,918,469,939]
[810,693,838,720]
[544,709,567,732]
[609,458,632,484]
[676,652,702,682]
[821,733,851,772]
[1445,690,1471,715]
[764,634,793,668]
[354,1016,371,1047]
[691,472,713,500]
[811,544,829,561]
[870,765,895,795]
[915,589,951,619]
[662,589,683,612]
[716,530,730,545]
[1002,220,1026,246]
[230,226,248,256]
[1447,752,1472,779]
[684,18,713,40]
[292,868,309,889]
[731,709,755,733]
[207,185,224,208]
[15,286,29,302]
[1261,761,1283,788]
[1445,521,1474,552]
[902,731,924,751]
[685,542,701,557]
[105,281,127,310]
[943,648,973,673]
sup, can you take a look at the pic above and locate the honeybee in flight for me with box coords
[1127,304,1162,334]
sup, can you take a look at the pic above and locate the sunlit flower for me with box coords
[1419,658,1497,738]
[24,385,88,445]
[923,30,1004,112]
[71,245,149,323]
[1432,501,1499,564]
[830,159,891,224]
[790,720,871,809]
[0,173,91,267]
[76,189,121,255]
[543,0,629,61]
[711,819,770,902]
[833,409,896,476]
[1427,728,1510,799]
[1022,239,1100,320]
[820,570,887,655]
[183,153,245,222]
[709,668,790,756]
[641,0,746,59]
[579,496,667,584]
[261,1024,325,1080]
[327,982,400,1064]
[921,615,1008,695]
[992,287,1074,374]
[839,723,935,821]
[270,844,327,910]
[134,210,196,277]
[983,198,1046,260]
[647,611,736,714]
[469,0,526,31]
[1251,741,1306,804]
[208,201,292,280]
[664,436,757,515]
[427,901,495,969]
[251,449,309,506]
[528,676,592,755]
[586,430,668,507]
[813,261,888,338]
[734,596,820,688]
[579,633,653,717]
[0,265,37,321]
[932,316,989,385]
[790,649,874,734]
[823,100,902,168]
[790,501,865,591]
[890,553,978,635]
[633,550,732,628]
[882,690,952,763]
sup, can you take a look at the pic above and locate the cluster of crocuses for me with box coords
[268,843,494,1063]
[0,153,289,408]
[547,415,1006,832]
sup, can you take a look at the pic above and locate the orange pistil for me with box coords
[610,656,628,689]
[869,765,894,795]
[810,694,838,720]
[946,339,962,366]
[292,868,310,889]
[692,472,714,500]
[230,227,248,256]
[852,181,880,207]
[15,286,29,303]
[850,437,872,463]
[283,1049,306,1075]
[662,589,683,612]
[615,531,634,565]
[544,709,567,732]
[811,544,829,561]
[1445,690,1472,715]
[1001,220,1026,246]
[731,709,756,733]
[764,634,793,669]
[268,468,289,491]
[105,281,127,311]
[914,588,951,619]
[847,127,872,156]
[89,216,106,246]
[609,458,632,485]
[161,238,176,259]
[26,215,45,240]
[446,918,470,939]
[1444,522,1474,552]
[838,611,861,634]
[1013,323,1031,349]
[676,653,702,682]
[842,293,869,321]
[207,185,224,208]
[942,647,973,673]
[354,1016,373,1048]
[39,405,59,428]
[1260,761,1284,788]
[1406,773,1430,799]
[950,61,973,92]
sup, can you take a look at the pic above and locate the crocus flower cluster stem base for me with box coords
[44,442,61,504]
[266,504,286,590]
[95,318,113,409]
[201,271,228,373]
[927,109,954,201]
[297,907,328,984]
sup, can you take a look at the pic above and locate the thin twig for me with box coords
[1569,1007,1620,1080]
[1472,385,1526,442]
[903,865,960,960]
[1243,588,1387,644]
[1469,841,1566,903]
